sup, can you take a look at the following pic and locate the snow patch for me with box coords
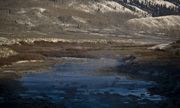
[148,42,172,50]
[32,7,46,13]
[70,1,133,14]
[17,8,27,14]
[15,60,44,64]
[0,47,18,58]
[128,5,150,17]
[72,16,87,23]
[16,19,35,27]
[138,0,177,8]
[17,7,46,14]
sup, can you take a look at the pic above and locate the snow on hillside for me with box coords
[127,4,150,16]
[70,1,133,14]
[139,0,177,8]
[127,15,180,29]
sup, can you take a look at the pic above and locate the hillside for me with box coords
[0,0,179,43]
[127,15,180,37]
[115,0,179,16]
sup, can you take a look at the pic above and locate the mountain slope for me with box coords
[0,0,179,41]
[114,0,179,16]
[127,15,180,29]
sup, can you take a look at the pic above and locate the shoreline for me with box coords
[0,38,179,69]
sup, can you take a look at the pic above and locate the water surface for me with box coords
[0,58,164,108]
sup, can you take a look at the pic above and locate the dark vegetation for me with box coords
[115,0,180,16]
[118,60,180,108]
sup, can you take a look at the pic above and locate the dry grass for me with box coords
[0,40,178,67]
[0,53,45,66]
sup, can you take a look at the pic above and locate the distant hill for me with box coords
[0,0,179,38]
